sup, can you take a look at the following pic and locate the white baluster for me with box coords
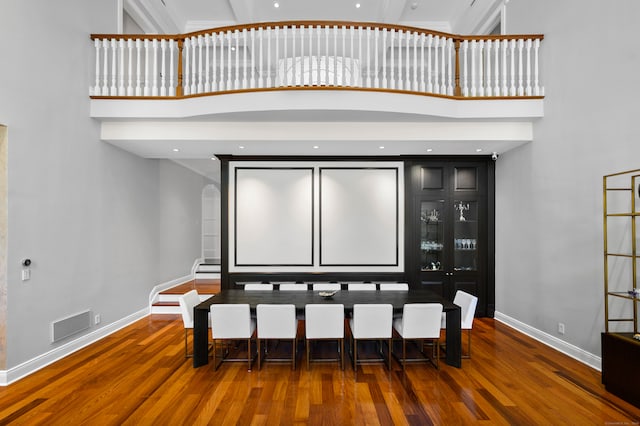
[426,34,432,93]
[102,39,110,96]
[381,28,387,89]
[447,38,454,95]
[317,25,322,85]
[333,25,338,86]
[219,32,225,91]
[355,26,360,88]
[196,35,203,93]
[211,33,218,92]
[142,39,150,96]
[412,33,418,91]
[151,39,159,96]
[301,25,306,86]
[389,29,395,90]
[291,25,297,85]
[461,39,468,97]
[204,35,211,93]
[117,39,125,96]
[275,26,280,86]
[111,38,125,96]
[485,40,492,97]
[373,28,379,88]
[405,30,411,91]
[525,38,532,96]
[226,31,232,90]
[501,39,508,96]
[182,38,190,95]
[433,36,439,94]
[160,39,167,96]
[366,27,371,88]
[419,33,425,92]
[509,39,516,96]
[494,38,500,96]
[533,38,541,96]
[341,25,346,87]
[250,28,256,89]
[308,25,313,86]
[258,28,264,88]
[135,39,142,96]
[397,30,403,90]
[233,30,240,90]
[92,39,100,96]
[440,36,447,94]
[282,26,288,86]
[469,39,476,97]
[242,29,248,89]
[169,39,175,96]
[351,26,356,86]
[477,40,484,97]
[517,39,524,96]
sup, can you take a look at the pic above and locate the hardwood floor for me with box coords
[0,314,638,425]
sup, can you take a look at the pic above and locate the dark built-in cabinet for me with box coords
[406,159,495,317]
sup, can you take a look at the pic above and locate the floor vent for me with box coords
[51,310,91,343]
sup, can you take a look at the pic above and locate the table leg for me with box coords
[445,306,462,368]
[193,308,209,368]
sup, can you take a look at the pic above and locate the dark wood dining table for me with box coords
[192,289,462,368]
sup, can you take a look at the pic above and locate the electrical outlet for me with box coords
[21,269,30,281]
[95,314,101,325]
[558,322,565,335]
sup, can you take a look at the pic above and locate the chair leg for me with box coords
[184,329,189,359]
[388,338,392,370]
[247,338,252,372]
[292,338,296,370]
[306,340,311,370]
[212,339,217,370]
[402,339,406,371]
[353,339,358,372]
[340,338,344,370]
[257,339,262,370]
[435,338,439,369]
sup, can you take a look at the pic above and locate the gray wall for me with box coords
[496,0,640,356]
[0,1,205,368]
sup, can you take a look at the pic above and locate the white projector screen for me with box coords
[234,168,314,266]
[320,168,398,266]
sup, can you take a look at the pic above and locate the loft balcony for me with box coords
[89,21,544,158]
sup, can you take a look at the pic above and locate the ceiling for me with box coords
[118,0,514,181]
[129,0,483,34]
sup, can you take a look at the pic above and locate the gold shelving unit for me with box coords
[603,169,640,333]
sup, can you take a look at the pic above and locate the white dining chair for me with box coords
[305,304,345,370]
[379,283,409,291]
[244,283,274,291]
[210,303,256,371]
[347,283,377,291]
[312,283,341,291]
[349,304,393,371]
[178,290,207,358]
[256,304,299,370]
[441,290,478,358]
[394,303,443,369]
[279,283,309,291]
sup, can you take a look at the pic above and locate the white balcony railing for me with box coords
[90,21,544,99]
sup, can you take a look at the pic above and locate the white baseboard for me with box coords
[148,272,194,306]
[0,307,149,386]
[494,311,602,371]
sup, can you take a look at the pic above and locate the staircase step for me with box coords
[197,264,221,272]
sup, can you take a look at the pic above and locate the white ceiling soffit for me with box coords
[122,0,504,35]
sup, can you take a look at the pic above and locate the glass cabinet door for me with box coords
[454,200,478,271]
[420,200,444,271]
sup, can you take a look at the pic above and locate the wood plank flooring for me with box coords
[0,314,638,425]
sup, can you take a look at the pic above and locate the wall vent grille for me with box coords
[51,310,91,343]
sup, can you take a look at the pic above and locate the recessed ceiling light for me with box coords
[356,3,361,8]
[239,145,245,149]
[172,148,179,152]
[379,146,385,149]
[476,148,483,152]
[426,148,433,152]
[273,2,279,8]
[313,145,319,149]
